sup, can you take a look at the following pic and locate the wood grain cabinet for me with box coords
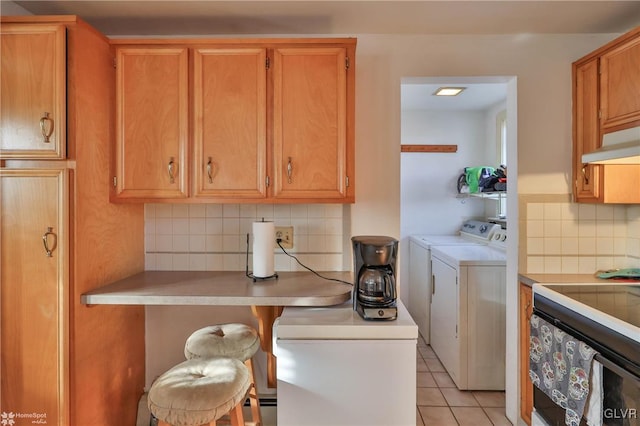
[572,26,640,204]
[112,38,356,203]
[519,282,533,426]
[0,24,66,159]
[1,16,145,426]
[114,47,189,200]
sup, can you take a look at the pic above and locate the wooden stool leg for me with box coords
[228,399,246,426]
[245,358,262,426]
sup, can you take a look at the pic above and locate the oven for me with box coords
[532,284,639,426]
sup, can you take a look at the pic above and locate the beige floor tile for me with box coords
[472,391,506,408]
[417,372,438,388]
[417,388,448,406]
[419,345,438,359]
[417,357,430,372]
[451,407,493,426]
[418,406,459,426]
[417,407,425,426]
[432,372,457,387]
[425,357,446,372]
[483,407,512,425]
[440,388,480,407]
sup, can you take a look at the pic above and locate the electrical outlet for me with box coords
[275,226,294,249]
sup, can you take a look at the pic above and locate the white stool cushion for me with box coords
[184,323,260,361]
[148,357,250,426]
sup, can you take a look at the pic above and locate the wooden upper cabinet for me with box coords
[600,35,640,129]
[193,48,267,199]
[573,58,602,202]
[272,47,350,201]
[114,47,189,200]
[573,27,640,204]
[0,24,66,159]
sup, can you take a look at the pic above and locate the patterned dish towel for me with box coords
[529,314,600,426]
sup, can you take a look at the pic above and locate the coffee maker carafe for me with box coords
[352,236,398,320]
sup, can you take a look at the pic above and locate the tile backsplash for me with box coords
[522,199,640,274]
[144,203,348,272]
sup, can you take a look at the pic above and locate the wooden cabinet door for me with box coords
[519,283,533,425]
[193,48,267,199]
[1,169,68,424]
[0,24,66,159]
[272,47,348,200]
[600,36,640,129]
[114,47,189,200]
[573,58,602,202]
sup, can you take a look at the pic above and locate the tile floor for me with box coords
[416,335,512,426]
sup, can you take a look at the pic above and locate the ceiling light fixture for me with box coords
[433,87,466,96]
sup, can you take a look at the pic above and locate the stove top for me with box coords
[534,283,640,343]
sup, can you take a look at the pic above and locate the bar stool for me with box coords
[184,324,262,426]
[148,357,250,426]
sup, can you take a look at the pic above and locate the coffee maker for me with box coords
[351,236,398,320]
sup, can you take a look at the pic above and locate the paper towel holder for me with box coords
[245,233,279,282]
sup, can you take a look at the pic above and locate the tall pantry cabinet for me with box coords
[0,16,145,426]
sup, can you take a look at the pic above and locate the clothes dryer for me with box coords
[407,220,499,342]
[429,228,507,390]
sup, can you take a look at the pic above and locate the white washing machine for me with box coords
[407,220,500,343]
[429,228,507,390]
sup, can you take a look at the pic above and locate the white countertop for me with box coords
[81,271,353,306]
[275,299,418,340]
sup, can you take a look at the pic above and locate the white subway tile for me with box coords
[579,238,597,255]
[256,204,274,220]
[275,253,292,271]
[144,218,156,235]
[595,256,615,271]
[561,238,579,255]
[526,220,544,238]
[223,204,240,218]
[561,221,579,238]
[527,256,544,274]
[172,204,189,218]
[155,204,173,218]
[527,238,544,255]
[205,254,224,271]
[559,203,579,221]
[205,218,223,235]
[189,235,206,252]
[205,235,223,252]
[222,235,240,251]
[595,237,614,255]
[543,220,562,238]
[308,235,326,252]
[172,218,189,235]
[240,204,257,218]
[578,204,596,220]
[307,204,325,218]
[222,218,240,235]
[172,235,189,252]
[544,257,562,273]
[613,238,627,255]
[144,204,156,219]
[145,234,156,252]
[156,253,173,271]
[290,204,308,218]
[156,218,173,235]
[578,256,597,273]
[561,257,580,274]
[325,218,343,235]
[291,218,308,235]
[326,235,344,252]
[145,253,157,270]
[173,254,189,270]
[189,254,206,271]
[189,218,206,234]
[189,204,206,218]
[526,203,544,220]
[595,221,614,238]
[206,204,223,218]
[578,221,596,238]
[156,235,173,251]
[543,238,562,255]
[596,204,615,221]
[325,204,343,218]
[543,203,562,220]
[274,204,291,219]
[223,254,242,271]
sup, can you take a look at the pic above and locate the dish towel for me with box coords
[529,314,601,426]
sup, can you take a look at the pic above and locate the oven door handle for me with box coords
[594,353,640,384]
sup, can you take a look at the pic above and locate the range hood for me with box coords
[582,126,640,165]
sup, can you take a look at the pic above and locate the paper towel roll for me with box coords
[252,221,275,278]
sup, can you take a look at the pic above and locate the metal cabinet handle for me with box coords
[581,164,589,185]
[168,157,176,184]
[42,227,57,257]
[287,157,293,184]
[432,274,435,296]
[207,157,214,183]
[39,112,54,143]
